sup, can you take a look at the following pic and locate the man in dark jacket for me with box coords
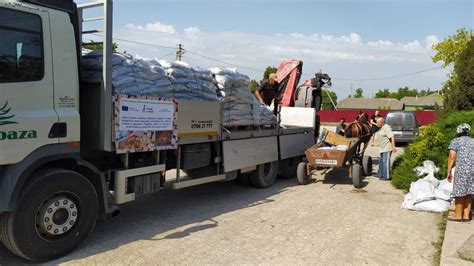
[370,110,381,133]
[256,73,279,106]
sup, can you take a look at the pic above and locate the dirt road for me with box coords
[0,146,441,264]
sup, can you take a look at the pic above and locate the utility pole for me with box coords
[350,83,353,98]
[176,43,185,61]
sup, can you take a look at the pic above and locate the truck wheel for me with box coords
[279,157,300,179]
[0,168,98,262]
[362,156,373,176]
[352,163,363,188]
[297,162,310,185]
[249,161,278,188]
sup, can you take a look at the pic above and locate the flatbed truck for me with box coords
[0,0,319,261]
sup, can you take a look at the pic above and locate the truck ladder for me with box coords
[78,0,114,151]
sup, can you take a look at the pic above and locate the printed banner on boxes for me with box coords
[114,95,177,154]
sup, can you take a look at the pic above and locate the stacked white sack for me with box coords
[159,60,220,101]
[81,50,219,101]
[402,160,453,213]
[210,67,276,127]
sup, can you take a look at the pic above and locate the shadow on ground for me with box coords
[0,178,299,264]
[319,168,369,188]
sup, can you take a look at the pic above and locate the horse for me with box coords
[343,121,372,156]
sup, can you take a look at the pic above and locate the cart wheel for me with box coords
[297,162,310,185]
[362,155,373,176]
[352,163,363,188]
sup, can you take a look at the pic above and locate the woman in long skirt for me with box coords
[447,123,474,222]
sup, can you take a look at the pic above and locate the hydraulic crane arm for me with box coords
[275,60,303,107]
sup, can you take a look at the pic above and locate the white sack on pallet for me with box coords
[81,52,219,102]
[212,67,276,127]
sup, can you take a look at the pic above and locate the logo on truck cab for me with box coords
[0,100,37,141]
[0,100,17,126]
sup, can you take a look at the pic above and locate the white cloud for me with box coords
[403,40,423,51]
[424,35,439,49]
[114,26,447,98]
[126,21,176,33]
[341,33,362,45]
[184,26,201,37]
[368,40,394,47]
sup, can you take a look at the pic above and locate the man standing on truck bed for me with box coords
[256,73,279,106]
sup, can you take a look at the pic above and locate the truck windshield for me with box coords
[0,7,43,83]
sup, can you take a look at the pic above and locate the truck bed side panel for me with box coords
[279,132,315,160]
[223,136,278,172]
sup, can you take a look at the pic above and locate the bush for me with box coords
[391,111,474,190]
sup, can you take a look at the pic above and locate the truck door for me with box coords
[0,5,58,165]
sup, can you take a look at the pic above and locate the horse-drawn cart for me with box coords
[297,129,373,188]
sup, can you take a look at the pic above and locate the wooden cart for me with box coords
[297,130,373,188]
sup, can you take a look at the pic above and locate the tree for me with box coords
[249,79,259,94]
[374,88,392,98]
[322,89,337,110]
[263,66,277,80]
[453,38,474,110]
[373,87,441,100]
[432,28,472,67]
[354,88,364,98]
[82,40,119,53]
[395,86,418,100]
[250,66,278,94]
[432,28,473,112]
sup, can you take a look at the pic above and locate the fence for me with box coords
[317,110,437,125]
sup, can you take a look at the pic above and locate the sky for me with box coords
[79,0,473,99]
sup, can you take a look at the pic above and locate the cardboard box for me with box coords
[322,129,352,147]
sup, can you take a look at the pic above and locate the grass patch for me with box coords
[459,254,474,263]
[391,111,474,191]
[433,211,448,266]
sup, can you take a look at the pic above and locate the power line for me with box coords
[184,49,262,73]
[156,51,176,60]
[87,34,445,81]
[332,66,443,81]
[89,33,263,72]
[89,33,176,50]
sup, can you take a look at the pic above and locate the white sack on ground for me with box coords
[411,199,451,213]
[414,160,440,187]
[410,179,436,204]
[402,160,452,213]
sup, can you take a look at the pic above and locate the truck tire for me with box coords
[279,157,300,179]
[352,163,363,188]
[0,168,98,262]
[249,161,278,188]
[362,155,373,176]
[297,162,311,185]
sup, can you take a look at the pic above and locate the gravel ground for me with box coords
[0,146,441,265]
